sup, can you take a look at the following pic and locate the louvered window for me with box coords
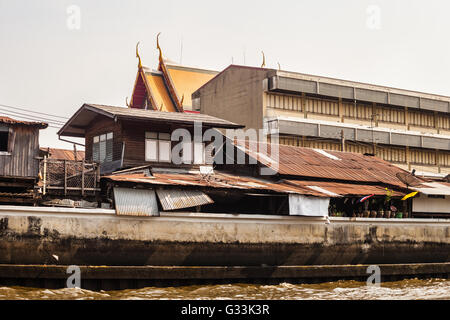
[93,132,113,163]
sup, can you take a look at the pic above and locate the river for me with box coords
[0,278,449,300]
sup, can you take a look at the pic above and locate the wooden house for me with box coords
[57,104,243,174]
[0,116,47,204]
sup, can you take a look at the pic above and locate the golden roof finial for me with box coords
[136,42,142,69]
[261,51,266,68]
[126,96,131,107]
[157,32,163,63]
[180,94,184,106]
[277,62,281,71]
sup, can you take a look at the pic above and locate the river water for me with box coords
[0,278,449,300]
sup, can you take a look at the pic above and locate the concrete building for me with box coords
[192,65,450,176]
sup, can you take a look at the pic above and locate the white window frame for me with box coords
[145,132,172,163]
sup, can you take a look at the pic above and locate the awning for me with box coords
[156,189,213,211]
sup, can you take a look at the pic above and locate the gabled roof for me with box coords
[0,116,48,129]
[58,104,244,137]
[233,139,408,188]
[165,64,218,108]
[130,39,217,112]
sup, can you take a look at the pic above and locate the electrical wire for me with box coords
[0,107,65,126]
[0,103,69,120]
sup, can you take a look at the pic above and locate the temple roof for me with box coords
[130,37,218,112]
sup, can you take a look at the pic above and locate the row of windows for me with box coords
[267,94,339,116]
[342,102,373,120]
[145,131,206,164]
[409,111,435,128]
[278,135,450,166]
[267,93,450,129]
[92,131,208,165]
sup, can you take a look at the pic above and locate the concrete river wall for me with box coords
[0,206,449,266]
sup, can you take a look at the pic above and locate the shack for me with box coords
[0,116,47,204]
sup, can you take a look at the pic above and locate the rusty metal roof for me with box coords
[233,140,408,188]
[283,180,405,197]
[103,168,406,198]
[40,148,85,161]
[0,116,48,128]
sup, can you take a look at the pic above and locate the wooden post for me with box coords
[43,157,47,196]
[64,160,67,196]
[81,160,85,196]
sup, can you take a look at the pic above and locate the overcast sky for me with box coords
[1,0,449,149]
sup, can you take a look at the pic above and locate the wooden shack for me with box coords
[0,116,47,204]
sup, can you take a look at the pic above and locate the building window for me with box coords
[180,141,205,164]
[0,126,9,152]
[145,132,171,162]
[93,132,113,163]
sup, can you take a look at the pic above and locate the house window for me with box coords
[93,132,113,163]
[145,132,171,162]
[0,126,9,152]
[181,141,205,164]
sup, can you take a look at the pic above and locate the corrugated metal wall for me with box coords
[114,187,159,216]
[0,125,40,178]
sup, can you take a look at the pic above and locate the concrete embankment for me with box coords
[1,263,449,290]
[0,206,449,266]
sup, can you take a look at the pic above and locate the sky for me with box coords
[1,0,449,149]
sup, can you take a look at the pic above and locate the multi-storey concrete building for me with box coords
[193,65,450,176]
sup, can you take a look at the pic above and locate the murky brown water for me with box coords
[0,279,449,300]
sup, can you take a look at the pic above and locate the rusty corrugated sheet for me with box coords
[233,140,407,188]
[156,188,213,211]
[40,148,85,161]
[113,187,159,216]
[0,116,48,128]
[284,180,405,197]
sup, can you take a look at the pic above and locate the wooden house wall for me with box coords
[85,116,123,162]
[85,116,221,169]
[0,125,40,178]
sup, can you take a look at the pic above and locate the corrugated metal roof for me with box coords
[284,180,405,197]
[233,140,407,188]
[40,148,85,161]
[411,182,450,195]
[156,189,213,210]
[113,187,159,216]
[104,169,407,198]
[0,116,48,128]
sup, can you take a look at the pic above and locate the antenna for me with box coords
[180,36,183,65]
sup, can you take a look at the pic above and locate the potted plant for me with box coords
[395,212,403,219]
[385,210,392,219]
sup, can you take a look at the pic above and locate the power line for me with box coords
[0,107,66,125]
[0,109,64,127]
[0,103,69,120]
